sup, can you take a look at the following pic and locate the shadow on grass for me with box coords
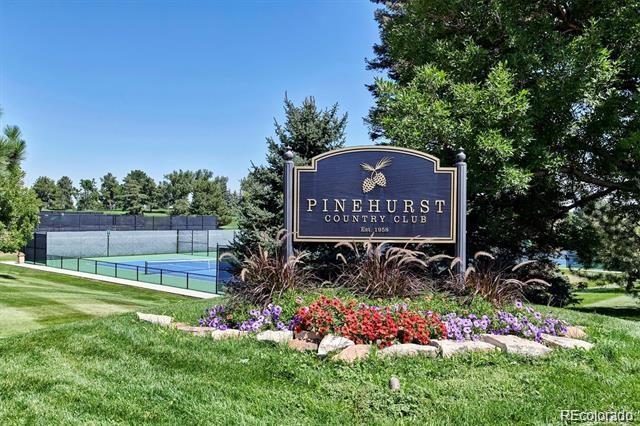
[0,274,18,280]
[570,306,640,322]
[576,287,625,294]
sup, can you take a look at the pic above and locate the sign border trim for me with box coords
[292,146,457,243]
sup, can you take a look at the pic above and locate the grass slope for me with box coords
[0,263,187,338]
[0,285,638,423]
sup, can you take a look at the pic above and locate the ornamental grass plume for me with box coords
[223,231,315,306]
[333,240,447,298]
[447,252,549,305]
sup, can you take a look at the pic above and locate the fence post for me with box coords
[186,273,189,289]
[455,148,467,280]
[95,261,98,274]
[77,258,80,271]
[115,263,118,278]
[283,147,294,261]
[136,266,139,281]
[191,230,194,255]
[160,269,163,285]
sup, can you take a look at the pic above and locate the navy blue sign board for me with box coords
[291,146,457,243]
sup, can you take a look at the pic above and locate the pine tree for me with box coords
[99,173,120,210]
[234,96,347,253]
[120,180,148,216]
[54,176,77,210]
[123,170,156,212]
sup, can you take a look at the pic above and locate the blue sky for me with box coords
[0,0,381,190]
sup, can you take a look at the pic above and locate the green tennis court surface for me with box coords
[45,253,220,294]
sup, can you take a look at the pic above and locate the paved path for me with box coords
[3,262,218,299]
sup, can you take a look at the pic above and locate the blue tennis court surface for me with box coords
[57,253,230,293]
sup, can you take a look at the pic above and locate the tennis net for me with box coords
[144,259,216,274]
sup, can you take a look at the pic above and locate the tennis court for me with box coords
[45,252,230,294]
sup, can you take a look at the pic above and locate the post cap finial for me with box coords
[456,147,466,163]
[284,146,294,161]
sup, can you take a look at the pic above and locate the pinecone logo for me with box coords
[361,157,392,193]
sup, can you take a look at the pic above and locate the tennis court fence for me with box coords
[27,251,235,295]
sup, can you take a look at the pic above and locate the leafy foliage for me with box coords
[563,202,640,293]
[0,111,40,252]
[77,178,101,211]
[367,0,640,260]
[99,173,121,210]
[32,176,58,209]
[122,170,156,212]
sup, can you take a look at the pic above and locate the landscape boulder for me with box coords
[429,339,497,358]
[256,330,293,344]
[317,334,354,357]
[211,329,245,340]
[380,343,438,358]
[333,344,371,363]
[480,334,552,357]
[136,312,173,327]
[540,333,593,350]
[564,326,587,340]
[288,339,319,352]
[174,323,217,336]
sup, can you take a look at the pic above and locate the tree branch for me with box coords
[562,166,636,192]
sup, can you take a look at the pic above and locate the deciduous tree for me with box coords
[77,178,101,211]
[0,112,40,252]
[367,0,640,259]
[32,176,58,210]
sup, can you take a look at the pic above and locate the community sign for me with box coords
[293,146,457,243]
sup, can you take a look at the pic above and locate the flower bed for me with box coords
[444,302,568,342]
[196,295,570,348]
[291,296,447,347]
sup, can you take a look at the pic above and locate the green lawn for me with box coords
[0,263,638,424]
[0,262,188,338]
[570,286,640,322]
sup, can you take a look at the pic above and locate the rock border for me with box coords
[136,312,593,363]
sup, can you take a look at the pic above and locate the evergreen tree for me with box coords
[32,176,58,210]
[99,173,120,210]
[122,170,156,211]
[563,202,640,293]
[77,178,101,211]
[120,180,148,215]
[367,0,640,259]
[234,96,347,253]
[54,176,77,210]
[190,174,233,225]
[0,112,40,252]
[170,198,191,216]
